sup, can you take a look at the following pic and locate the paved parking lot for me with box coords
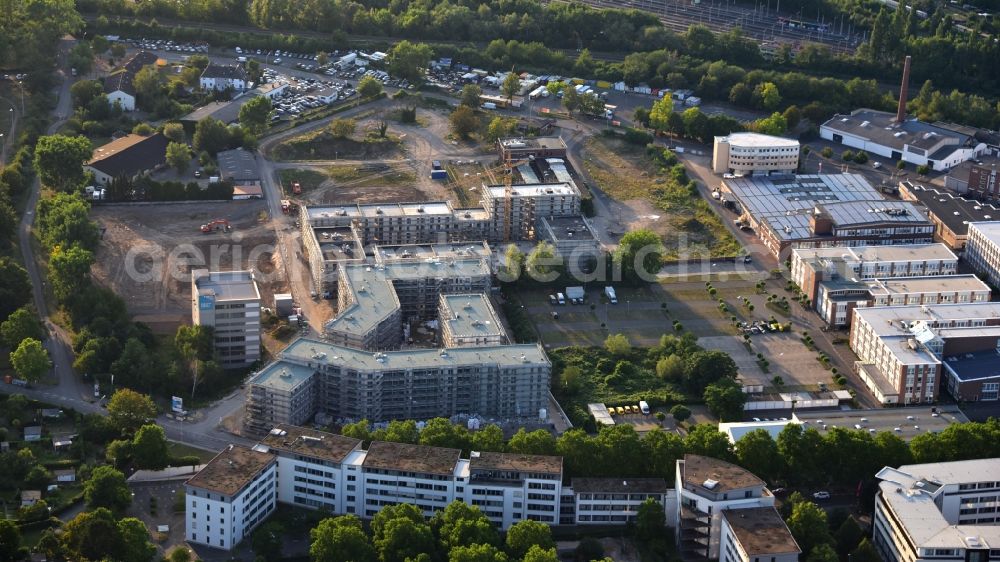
[127,481,188,557]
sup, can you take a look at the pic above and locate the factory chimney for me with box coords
[896,55,912,124]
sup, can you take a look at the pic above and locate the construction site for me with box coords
[90,200,287,333]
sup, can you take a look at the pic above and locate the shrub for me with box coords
[841,150,854,161]
[917,164,930,175]
[821,147,833,158]
[853,150,869,164]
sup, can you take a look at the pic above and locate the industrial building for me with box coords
[849,302,1000,404]
[966,222,1000,288]
[711,132,800,176]
[721,174,933,257]
[943,155,1000,200]
[790,244,959,304]
[85,133,169,186]
[675,455,797,561]
[244,338,551,434]
[812,274,990,327]
[873,459,1000,562]
[898,181,1000,250]
[191,269,261,367]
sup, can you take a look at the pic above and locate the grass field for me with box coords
[167,442,217,463]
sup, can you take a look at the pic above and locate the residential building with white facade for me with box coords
[873,459,1000,562]
[790,244,959,304]
[567,478,675,526]
[439,293,508,348]
[721,507,801,562]
[966,222,1000,288]
[200,63,248,91]
[184,445,277,551]
[191,269,261,367]
[712,132,800,176]
[675,455,790,560]
[850,303,1000,404]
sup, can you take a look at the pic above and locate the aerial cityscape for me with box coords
[1,1,1000,561]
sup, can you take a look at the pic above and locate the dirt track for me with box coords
[91,201,285,333]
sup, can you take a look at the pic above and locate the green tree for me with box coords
[166,142,190,173]
[683,424,733,460]
[561,87,580,113]
[806,543,839,562]
[341,419,372,441]
[163,122,186,143]
[419,418,471,451]
[460,84,483,107]
[62,508,124,561]
[48,244,93,303]
[132,65,163,106]
[106,439,133,468]
[374,419,420,444]
[1,307,44,348]
[635,498,665,541]
[388,40,433,83]
[573,49,596,76]
[752,82,782,110]
[575,538,604,562]
[471,424,506,452]
[604,333,631,356]
[25,464,52,489]
[10,338,50,382]
[84,465,132,512]
[501,244,524,281]
[376,517,436,562]
[834,517,864,557]
[450,105,479,139]
[175,324,214,398]
[521,545,559,562]
[247,59,263,83]
[107,389,157,435]
[0,259,31,322]
[501,71,521,103]
[311,516,376,562]
[486,116,517,142]
[193,117,230,155]
[358,75,384,98]
[436,502,499,551]
[329,118,357,138]
[656,354,685,381]
[704,377,746,422]
[239,95,274,136]
[35,192,99,251]
[71,80,105,108]
[525,241,560,280]
[118,517,157,562]
[449,544,508,562]
[669,404,691,422]
[777,424,824,483]
[614,228,665,282]
[851,538,881,562]
[33,135,92,191]
[252,521,285,562]
[505,519,553,559]
[735,429,783,482]
[753,112,788,135]
[648,96,674,133]
[131,424,169,470]
[507,428,557,456]
[683,350,737,392]
[0,519,22,562]
[786,500,834,556]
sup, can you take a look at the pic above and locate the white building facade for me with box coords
[712,132,800,176]
[191,269,261,367]
[966,222,1000,288]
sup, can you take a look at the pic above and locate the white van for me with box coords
[556,293,566,305]
[639,400,650,415]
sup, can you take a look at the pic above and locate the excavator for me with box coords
[200,219,231,234]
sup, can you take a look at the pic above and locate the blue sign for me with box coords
[198,295,215,310]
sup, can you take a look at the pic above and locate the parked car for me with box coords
[812,491,831,500]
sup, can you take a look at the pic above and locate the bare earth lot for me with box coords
[91,201,285,333]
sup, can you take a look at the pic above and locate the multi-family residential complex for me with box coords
[184,445,277,550]
[873,458,1000,562]
[439,293,508,348]
[244,338,551,434]
[675,455,796,561]
[721,174,933,257]
[191,269,261,367]
[721,507,801,562]
[712,132,800,176]
[899,181,1000,250]
[790,244,959,304]
[566,478,673,526]
[966,222,1000,288]
[812,274,990,328]
[200,63,249,91]
[850,302,1000,404]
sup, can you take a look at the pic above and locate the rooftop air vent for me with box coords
[703,479,719,490]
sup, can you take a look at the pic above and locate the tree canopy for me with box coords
[33,135,92,192]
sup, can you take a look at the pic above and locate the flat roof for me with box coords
[716,132,800,148]
[797,406,966,440]
[943,351,1000,382]
[822,109,973,155]
[469,451,562,475]
[854,302,1000,337]
[326,266,400,337]
[440,294,506,341]
[193,270,260,301]
[363,440,460,476]
[723,507,801,556]
[969,221,1000,247]
[541,215,598,242]
[571,478,668,494]
[258,424,361,463]
[792,243,957,264]
[274,337,550,372]
[865,275,990,296]
[819,200,930,228]
[374,242,492,265]
[186,445,274,496]
[485,182,579,199]
[313,227,363,262]
[498,136,567,150]
[718,419,801,444]
[682,454,764,493]
[900,183,1000,236]
[248,362,316,392]
[217,148,259,182]
[181,100,244,124]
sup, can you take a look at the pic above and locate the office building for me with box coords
[721,174,933,258]
[244,338,551,434]
[898,181,1000,250]
[944,155,1000,200]
[850,303,1000,404]
[965,222,1000,288]
[191,269,261,367]
[712,132,800,176]
[568,478,674,525]
[820,109,989,172]
[813,274,990,328]
[721,507,801,562]
[873,459,1000,562]
[439,293,508,348]
[790,244,958,304]
[675,454,790,560]
[184,445,277,550]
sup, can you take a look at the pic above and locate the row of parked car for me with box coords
[261,69,355,119]
[236,47,319,62]
[126,38,208,53]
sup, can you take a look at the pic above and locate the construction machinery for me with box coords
[200,219,231,233]
[291,181,302,195]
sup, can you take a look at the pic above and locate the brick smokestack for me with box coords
[896,55,912,124]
